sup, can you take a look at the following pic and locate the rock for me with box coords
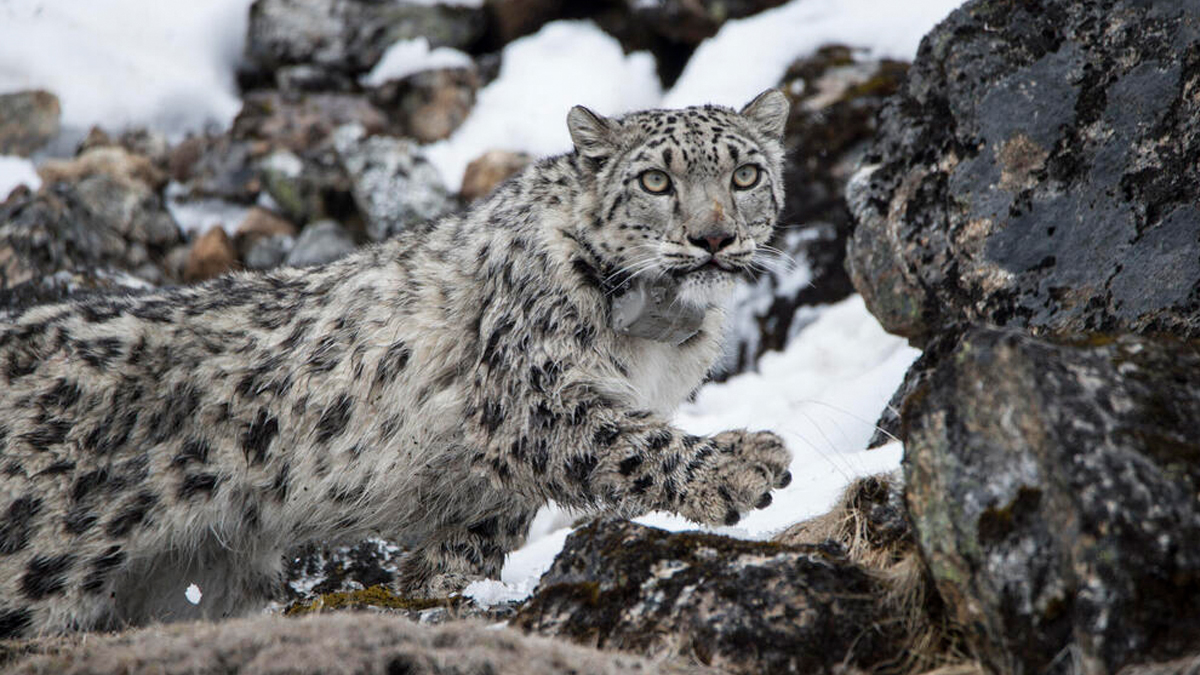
[904,328,1200,674]
[234,206,297,261]
[37,146,168,192]
[3,612,708,675]
[483,0,563,47]
[460,150,531,201]
[846,0,1200,345]
[0,177,181,305]
[333,125,454,241]
[183,227,237,282]
[0,90,61,157]
[243,233,295,270]
[169,134,262,203]
[244,0,486,81]
[513,519,907,673]
[718,47,907,377]
[286,219,356,267]
[232,90,392,155]
[369,67,480,143]
[624,0,788,46]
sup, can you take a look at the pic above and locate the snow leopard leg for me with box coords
[396,506,539,598]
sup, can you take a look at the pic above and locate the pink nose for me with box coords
[689,232,735,254]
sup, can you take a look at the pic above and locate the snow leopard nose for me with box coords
[688,231,736,254]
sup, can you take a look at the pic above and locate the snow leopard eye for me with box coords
[639,169,672,194]
[732,164,761,189]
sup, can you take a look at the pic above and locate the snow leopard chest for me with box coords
[618,308,726,417]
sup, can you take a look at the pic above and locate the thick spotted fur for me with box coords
[0,91,793,636]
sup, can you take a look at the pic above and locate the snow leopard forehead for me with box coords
[615,104,782,178]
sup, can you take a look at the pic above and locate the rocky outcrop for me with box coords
[846,0,1200,346]
[243,0,486,86]
[513,519,908,674]
[333,124,454,241]
[0,91,61,158]
[904,328,1200,674]
[720,47,907,376]
[3,613,708,675]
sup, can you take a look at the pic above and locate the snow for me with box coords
[185,583,203,605]
[361,37,474,87]
[423,21,662,192]
[0,0,252,137]
[467,295,921,607]
[665,0,963,108]
[0,155,41,197]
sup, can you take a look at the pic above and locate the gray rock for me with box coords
[513,519,906,674]
[333,124,454,241]
[0,176,181,307]
[0,90,61,157]
[244,0,485,79]
[623,0,788,46]
[846,0,1200,345]
[904,328,1200,674]
[4,612,707,675]
[368,66,480,143]
[244,233,295,270]
[286,219,355,267]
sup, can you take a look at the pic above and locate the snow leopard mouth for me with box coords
[668,258,744,278]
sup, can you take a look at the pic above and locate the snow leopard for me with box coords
[0,90,793,637]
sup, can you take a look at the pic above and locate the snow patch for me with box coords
[0,0,253,137]
[361,37,474,87]
[185,583,202,605]
[665,0,961,108]
[423,21,661,192]
[0,155,41,197]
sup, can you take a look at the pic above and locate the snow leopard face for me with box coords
[567,90,789,307]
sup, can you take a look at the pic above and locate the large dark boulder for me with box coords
[846,0,1200,346]
[513,519,906,674]
[904,328,1200,673]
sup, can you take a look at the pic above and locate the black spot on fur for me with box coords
[242,410,278,465]
[172,438,211,467]
[307,335,343,373]
[270,463,290,502]
[147,383,201,445]
[36,460,75,476]
[76,337,123,369]
[21,554,76,599]
[179,473,221,499]
[0,496,43,555]
[81,545,125,593]
[662,148,673,166]
[566,453,598,485]
[481,401,504,433]
[593,424,620,448]
[374,340,411,387]
[618,455,643,476]
[315,394,352,444]
[20,418,71,451]
[632,475,654,495]
[468,517,500,539]
[571,257,605,292]
[39,378,81,409]
[106,491,158,537]
[0,607,32,638]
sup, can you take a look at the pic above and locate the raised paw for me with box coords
[677,429,792,526]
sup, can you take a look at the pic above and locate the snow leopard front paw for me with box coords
[677,430,792,527]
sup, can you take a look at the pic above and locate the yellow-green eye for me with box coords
[732,164,760,189]
[639,169,672,194]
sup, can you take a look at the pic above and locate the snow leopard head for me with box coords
[568,89,789,308]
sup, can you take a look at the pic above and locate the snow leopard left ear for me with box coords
[740,89,790,141]
[567,105,619,163]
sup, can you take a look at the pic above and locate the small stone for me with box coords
[286,219,356,267]
[370,67,480,143]
[244,233,295,270]
[38,146,167,192]
[0,90,61,157]
[334,124,454,241]
[234,206,297,261]
[183,227,237,282]
[460,150,530,202]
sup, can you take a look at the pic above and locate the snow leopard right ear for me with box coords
[740,89,790,141]
[567,105,619,163]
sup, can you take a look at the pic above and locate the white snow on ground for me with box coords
[465,295,920,606]
[361,38,474,87]
[0,155,41,197]
[422,21,662,192]
[0,0,252,137]
[665,0,963,108]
